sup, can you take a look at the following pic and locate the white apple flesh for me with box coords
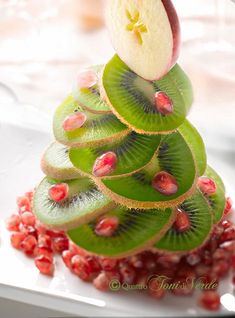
[105,0,180,81]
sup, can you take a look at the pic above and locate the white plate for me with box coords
[0,106,234,317]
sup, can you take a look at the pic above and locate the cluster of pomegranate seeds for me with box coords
[152,171,178,196]
[197,177,217,195]
[62,112,87,132]
[154,91,174,116]
[95,216,119,237]
[77,69,97,89]
[48,183,69,202]
[92,151,118,177]
[6,191,235,312]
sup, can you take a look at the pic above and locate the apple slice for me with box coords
[105,0,180,80]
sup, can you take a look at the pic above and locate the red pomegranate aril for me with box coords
[62,250,74,269]
[198,291,221,311]
[71,255,93,281]
[38,234,52,250]
[99,258,117,271]
[69,242,87,256]
[120,264,136,284]
[201,252,213,266]
[35,221,47,235]
[232,275,235,285]
[35,246,53,259]
[148,279,166,299]
[10,232,26,249]
[92,151,117,177]
[95,216,119,237]
[129,255,144,269]
[35,255,54,276]
[231,255,235,270]
[224,197,233,215]
[174,209,191,232]
[25,191,33,202]
[220,226,235,242]
[77,69,97,89]
[53,236,69,253]
[195,264,211,276]
[152,171,178,196]
[197,177,216,195]
[5,214,21,231]
[21,235,37,256]
[219,240,235,253]
[48,183,69,202]
[213,248,229,261]
[45,229,66,239]
[21,211,36,227]
[22,225,38,239]
[186,253,201,266]
[171,277,193,296]
[62,112,87,132]
[17,196,31,210]
[220,220,232,230]
[144,255,157,271]
[86,256,101,273]
[212,260,230,278]
[154,91,173,115]
[93,272,111,291]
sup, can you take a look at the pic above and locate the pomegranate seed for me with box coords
[197,177,216,195]
[62,112,87,132]
[92,152,117,177]
[201,252,213,266]
[5,214,20,231]
[93,272,111,291]
[224,197,233,215]
[213,248,229,261]
[219,240,235,253]
[144,254,157,271]
[69,242,87,256]
[171,277,193,296]
[62,250,74,269]
[220,226,235,242]
[48,183,69,202]
[35,246,53,259]
[232,275,235,285]
[22,225,38,239]
[174,209,191,232]
[77,70,97,89]
[35,255,54,276]
[128,255,144,269]
[21,211,36,227]
[186,253,201,266]
[17,196,31,210]
[195,264,211,276]
[213,225,224,237]
[95,216,119,237]
[120,264,136,284]
[220,220,232,230]
[231,255,235,270]
[38,234,52,250]
[10,232,26,249]
[45,229,66,239]
[86,256,101,273]
[20,235,37,256]
[53,236,69,253]
[198,291,221,311]
[99,258,118,271]
[25,191,33,202]
[152,171,178,196]
[71,255,93,281]
[148,278,166,299]
[212,260,230,277]
[35,221,47,235]
[154,91,173,115]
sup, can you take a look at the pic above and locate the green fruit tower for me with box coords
[33,0,227,259]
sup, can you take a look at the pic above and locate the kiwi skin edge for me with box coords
[68,208,177,259]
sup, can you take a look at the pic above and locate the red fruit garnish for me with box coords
[232,275,235,285]
[148,278,166,299]
[35,246,53,259]
[220,220,232,229]
[152,171,178,196]
[93,272,111,291]
[77,70,97,89]
[186,253,201,266]
[10,232,26,249]
[71,255,93,281]
[21,211,36,227]
[95,216,119,237]
[120,264,136,284]
[220,226,235,242]
[99,258,118,271]
[231,255,235,270]
[154,91,173,115]
[48,183,69,202]
[62,112,87,132]
[174,209,191,232]
[5,214,21,231]
[17,196,31,211]
[34,255,54,276]
[92,151,117,177]
[69,242,87,256]
[129,255,144,269]
[197,177,216,195]
[38,234,52,250]
[53,236,69,254]
[20,235,37,256]
[224,197,233,215]
[198,291,221,311]
[62,250,74,269]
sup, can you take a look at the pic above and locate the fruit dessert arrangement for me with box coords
[6,0,235,312]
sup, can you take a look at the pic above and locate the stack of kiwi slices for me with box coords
[33,0,228,260]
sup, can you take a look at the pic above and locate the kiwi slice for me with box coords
[33,177,114,230]
[53,96,130,147]
[200,166,226,224]
[154,190,213,253]
[69,132,161,178]
[41,142,81,180]
[102,54,193,134]
[67,206,176,258]
[95,130,197,209]
[178,120,207,176]
[73,65,111,114]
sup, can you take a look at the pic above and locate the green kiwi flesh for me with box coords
[53,96,130,147]
[201,166,226,224]
[33,177,114,230]
[178,120,207,176]
[69,132,161,178]
[67,206,176,258]
[41,142,81,180]
[102,54,193,134]
[95,129,197,209]
[154,190,213,253]
[73,65,110,114]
